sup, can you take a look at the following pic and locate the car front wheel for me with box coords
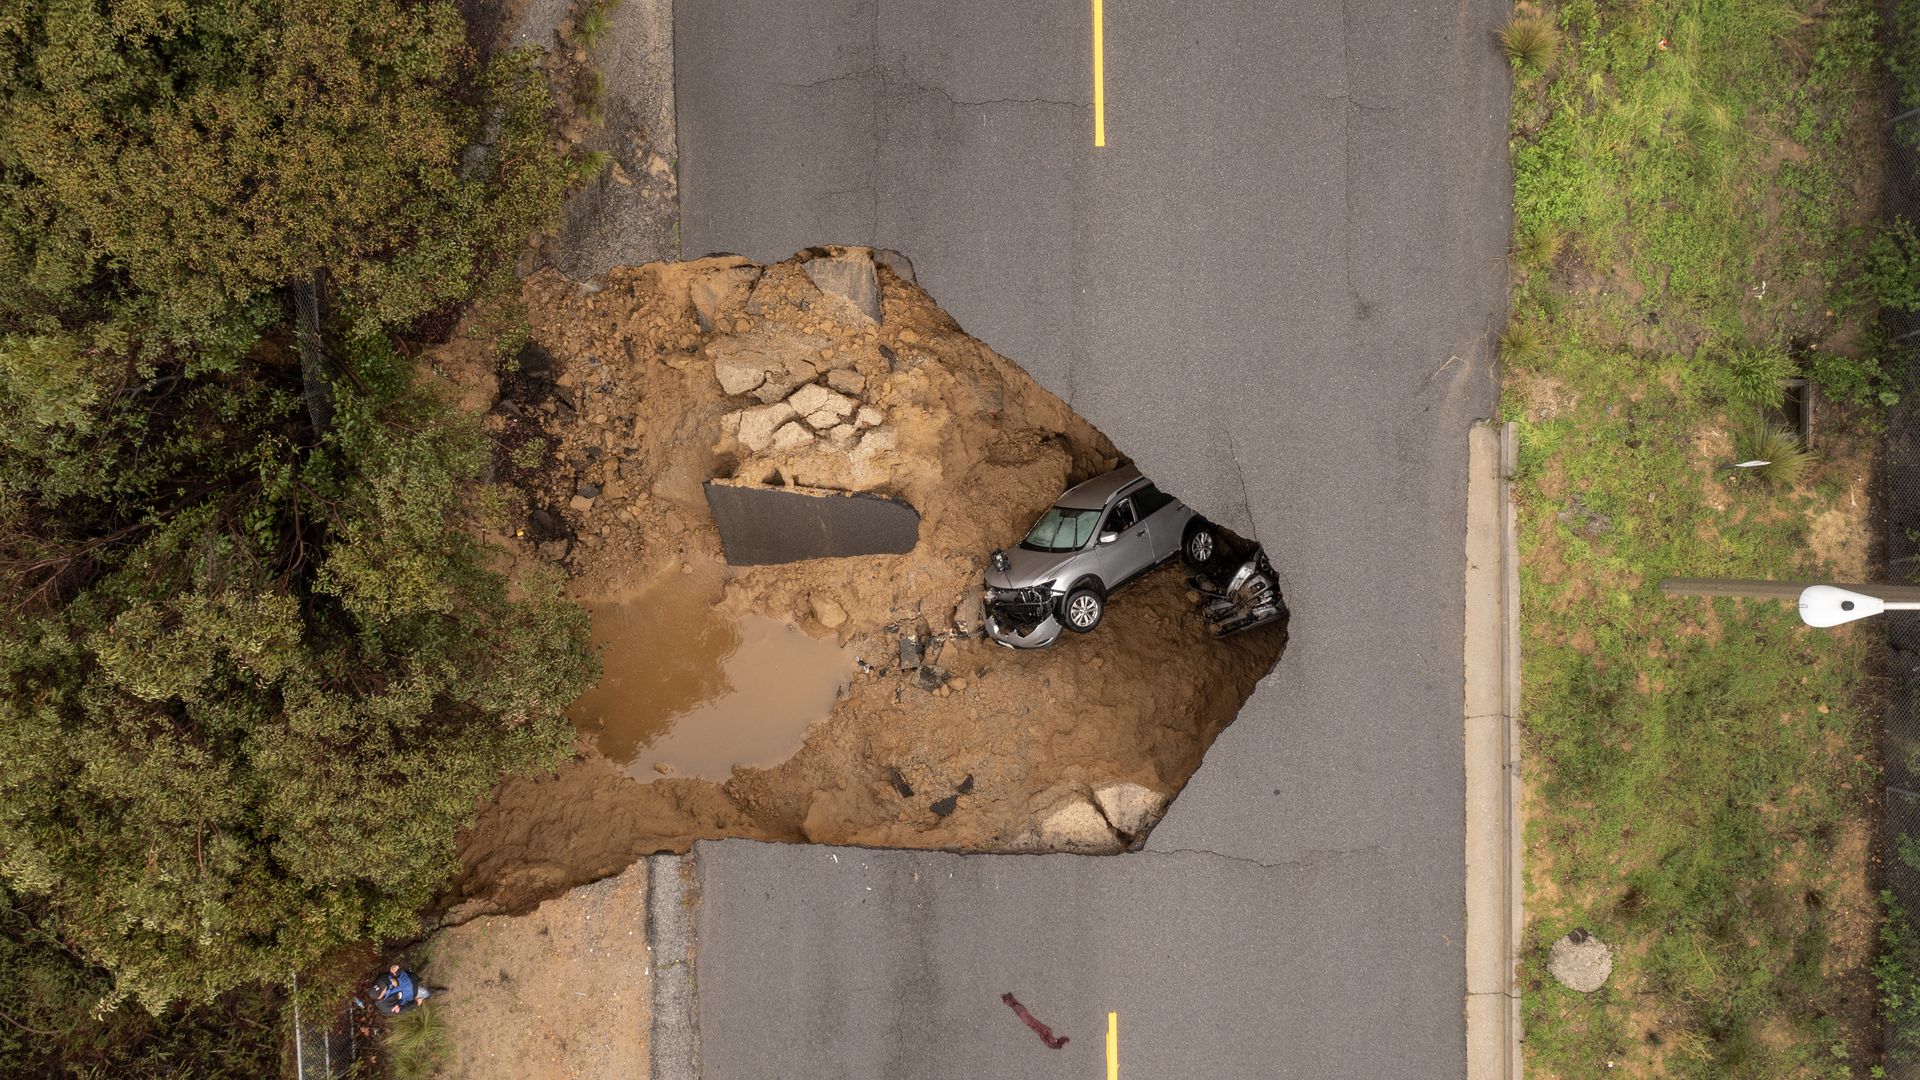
[1182,520,1219,568]
[1062,587,1105,633]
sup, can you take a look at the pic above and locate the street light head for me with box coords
[1799,585,1885,628]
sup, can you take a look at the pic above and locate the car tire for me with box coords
[1062,587,1105,633]
[1182,520,1219,568]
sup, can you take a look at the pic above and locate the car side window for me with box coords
[1133,484,1175,517]
[1106,498,1138,533]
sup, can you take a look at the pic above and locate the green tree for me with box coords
[0,0,594,1014]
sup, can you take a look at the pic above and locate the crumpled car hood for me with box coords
[985,545,1084,591]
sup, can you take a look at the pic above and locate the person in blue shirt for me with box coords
[373,964,430,1014]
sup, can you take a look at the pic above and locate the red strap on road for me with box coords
[1000,992,1069,1050]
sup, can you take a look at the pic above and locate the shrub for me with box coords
[579,0,621,49]
[1725,345,1796,407]
[1499,320,1547,366]
[1498,15,1563,74]
[1733,420,1815,487]
[1514,223,1566,269]
[384,1002,453,1080]
[1862,218,1920,315]
[1879,895,1920,1066]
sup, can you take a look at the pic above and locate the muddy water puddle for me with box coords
[567,570,855,781]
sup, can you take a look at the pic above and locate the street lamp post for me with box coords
[1797,584,1920,628]
[1659,578,1920,628]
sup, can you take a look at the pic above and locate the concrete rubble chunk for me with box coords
[802,252,883,324]
[713,354,767,396]
[788,383,856,421]
[734,402,797,453]
[1547,929,1613,993]
[826,423,858,447]
[873,248,916,284]
[804,408,844,431]
[855,406,884,429]
[1092,782,1169,837]
[753,360,818,404]
[825,368,867,395]
[771,421,816,451]
[811,596,847,629]
[569,494,595,513]
[688,265,756,333]
[1039,796,1123,853]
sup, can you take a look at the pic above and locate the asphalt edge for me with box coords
[647,853,700,1080]
[1464,420,1524,1080]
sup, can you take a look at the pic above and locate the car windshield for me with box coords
[1020,507,1100,552]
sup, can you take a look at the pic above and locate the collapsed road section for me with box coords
[435,247,1287,919]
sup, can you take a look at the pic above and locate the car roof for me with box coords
[1054,464,1146,509]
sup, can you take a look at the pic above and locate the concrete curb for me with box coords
[647,854,700,1080]
[1464,421,1523,1079]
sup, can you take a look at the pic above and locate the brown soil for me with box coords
[438,250,1286,918]
[422,860,650,1080]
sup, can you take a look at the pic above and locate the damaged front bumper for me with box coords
[983,585,1066,649]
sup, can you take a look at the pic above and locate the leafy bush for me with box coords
[0,0,576,351]
[1498,15,1563,74]
[1862,218,1920,315]
[1725,344,1795,407]
[1734,421,1815,486]
[0,885,282,1077]
[1879,895,1920,1066]
[1809,343,1901,408]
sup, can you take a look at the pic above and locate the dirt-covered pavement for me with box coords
[435,249,1285,919]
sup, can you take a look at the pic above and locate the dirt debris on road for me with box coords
[438,247,1286,919]
[423,860,651,1080]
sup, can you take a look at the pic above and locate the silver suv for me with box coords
[982,465,1218,648]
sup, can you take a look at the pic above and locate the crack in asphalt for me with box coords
[1145,843,1389,871]
[1221,426,1258,539]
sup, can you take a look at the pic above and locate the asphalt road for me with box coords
[676,2,1511,1076]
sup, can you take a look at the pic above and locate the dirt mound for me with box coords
[439,249,1285,919]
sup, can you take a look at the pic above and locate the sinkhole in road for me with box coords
[442,249,1288,920]
[567,568,856,782]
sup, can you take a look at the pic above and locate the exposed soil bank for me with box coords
[441,250,1285,919]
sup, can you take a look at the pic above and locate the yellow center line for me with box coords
[1107,1011,1119,1080]
[1092,0,1106,146]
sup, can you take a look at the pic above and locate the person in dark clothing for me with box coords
[372,964,431,1014]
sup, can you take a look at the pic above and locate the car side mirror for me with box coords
[1098,531,1119,545]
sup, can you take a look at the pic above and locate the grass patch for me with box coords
[1505,2,1886,1076]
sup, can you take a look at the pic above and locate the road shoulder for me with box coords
[1463,421,1522,1080]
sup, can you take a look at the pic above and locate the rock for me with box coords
[804,408,844,431]
[812,596,848,629]
[537,539,571,560]
[577,482,601,499]
[916,665,949,691]
[802,252,883,324]
[734,402,797,453]
[788,383,856,422]
[888,767,915,798]
[1092,782,1168,837]
[771,422,815,451]
[898,635,923,668]
[948,677,967,691]
[653,761,673,775]
[855,406,884,428]
[688,265,758,332]
[929,794,958,817]
[1039,797,1123,853]
[826,423,858,448]
[569,494,595,513]
[1547,929,1613,993]
[874,248,916,284]
[753,360,818,404]
[713,354,767,396]
[826,368,867,395]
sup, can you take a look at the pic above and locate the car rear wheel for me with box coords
[1062,587,1104,633]
[1182,520,1219,568]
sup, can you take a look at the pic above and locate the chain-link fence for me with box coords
[1883,99,1920,1080]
